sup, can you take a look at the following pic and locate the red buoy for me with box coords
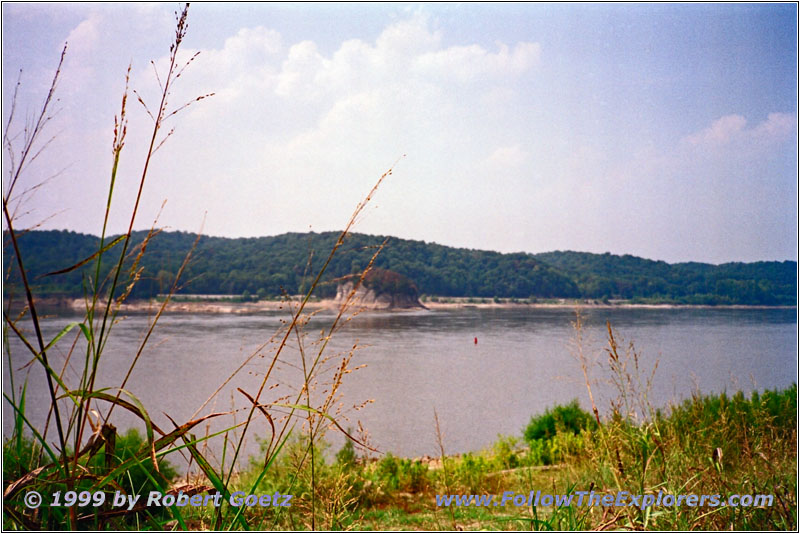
[474,337,478,345]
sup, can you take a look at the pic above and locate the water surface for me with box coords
[4,307,796,468]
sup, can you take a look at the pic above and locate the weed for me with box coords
[3,4,389,529]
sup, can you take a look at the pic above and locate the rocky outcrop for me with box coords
[335,268,427,310]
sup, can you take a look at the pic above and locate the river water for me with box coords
[3,306,796,470]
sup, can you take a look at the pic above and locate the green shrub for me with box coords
[524,399,596,443]
[375,453,428,493]
[335,439,357,467]
[452,452,489,493]
[491,435,521,470]
[399,459,429,493]
[376,453,400,490]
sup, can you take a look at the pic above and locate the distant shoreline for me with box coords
[423,301,796,311]
[27,297,796,315]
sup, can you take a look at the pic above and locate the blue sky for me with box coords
[2,3,797,263]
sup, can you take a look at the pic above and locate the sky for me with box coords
[2,2,797,264]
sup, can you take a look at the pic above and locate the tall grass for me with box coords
[3,5,392,529]
[553,314,796,530]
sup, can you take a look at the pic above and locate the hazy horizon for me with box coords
[3,3,797,265]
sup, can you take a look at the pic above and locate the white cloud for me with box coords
[65,12,100,55]
[60,12,102,90]
[415,41,541,82]
[374,13,441,59]
[155,12,545,236]
[683,113,795,147]
[223,26,282,59]
[260,15,541,156]
[186,12,541,111]
[178,26,282,103]
[751,112,795,143]
[275,40,328,99]
[684,114,747,146]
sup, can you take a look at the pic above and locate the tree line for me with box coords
[3,229,796,305]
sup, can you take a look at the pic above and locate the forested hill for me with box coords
[3,229,796,305]
[532,251,796,305]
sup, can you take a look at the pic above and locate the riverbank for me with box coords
[422,298,795,311]
[41,296,795,315]
[156,385,800,530]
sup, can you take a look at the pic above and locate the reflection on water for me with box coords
[3,307,796,468]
